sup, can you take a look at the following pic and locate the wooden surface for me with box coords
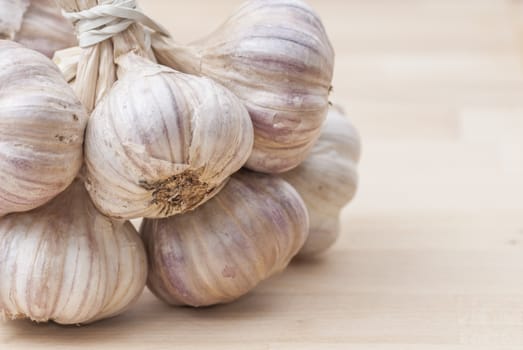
[3,0,523,348]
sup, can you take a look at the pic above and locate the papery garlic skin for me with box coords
[0,41,88,217]
[16,0,77,57]
[0,179,147,325]
[153,0,334,174]
[0,0,76,57]
[85,54,254,220]
[141,170,309,307]
[282,107,361,258]
[0,0,29,40]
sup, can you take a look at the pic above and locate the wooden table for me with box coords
[2,0,523,348]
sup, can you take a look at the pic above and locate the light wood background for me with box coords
[2,0,523,348]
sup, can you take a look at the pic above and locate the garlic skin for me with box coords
[0,0,76,57]
[141,170,309,307]
[85,54,254,220]
[282,107,361,258]
[153,0,334,174]
[0,179,147,325]
[16,0,77,58]
[0,0,29,40]
[0,41,88,217]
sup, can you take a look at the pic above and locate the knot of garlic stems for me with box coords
[62,0,169,48]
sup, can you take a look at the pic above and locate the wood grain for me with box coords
[2,0,523,348]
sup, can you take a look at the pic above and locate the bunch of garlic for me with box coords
[0,0,360,316]
[0,179,147,325]
[0,0,76,57]
[50,0,337,219]
[0,40,87,216]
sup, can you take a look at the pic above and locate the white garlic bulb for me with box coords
[0,41,87,217]
[282,107,360,258]
[0,179,147,325]
[141,170,309,307]
[153,0,334,174]
[85,54,254,219]
[0,0,76,57]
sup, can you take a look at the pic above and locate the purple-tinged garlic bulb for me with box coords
[141,170,309,307]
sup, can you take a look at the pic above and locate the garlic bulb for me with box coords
[0,0,76,57]
[153,0,335,174]
[0,179,147,325]
[141,170,309,307]
[282,107,360,258]
[0,41,87,217]
[85,54,254,219]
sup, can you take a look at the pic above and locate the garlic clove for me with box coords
[0,40,88,217]
[84,53,254,220]
[141,170,309,307]
[0,179,147,325]
[282,106,361,258]
[153,0,335,174]
[0,0,76,58]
